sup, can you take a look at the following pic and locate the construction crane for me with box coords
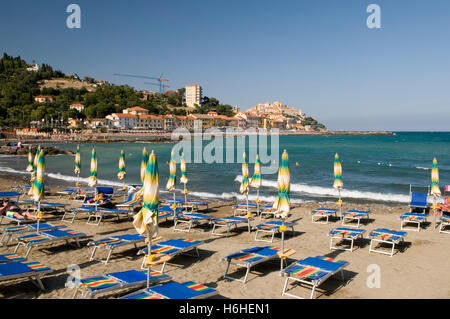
[113,73,170,93]
[144,82,170,92]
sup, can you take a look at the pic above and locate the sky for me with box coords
[1,0,449,131]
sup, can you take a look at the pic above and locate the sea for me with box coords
[1,132,449,206]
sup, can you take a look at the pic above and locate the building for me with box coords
[34,95,53,103]
[123,106,149,116]
[69,103,85,112]
[26,64,39,72]
[106,113,137,129]
[185,84,202,108]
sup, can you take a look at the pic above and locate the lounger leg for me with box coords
[282,277,290,296]
[35,275,45,290]
[104,249,113,264]
[89,246,98,261]
[24,245,33,259]
[242,266,250,284]
[309,284,316,299]
[223,261,231,279]
[390,243,395,257]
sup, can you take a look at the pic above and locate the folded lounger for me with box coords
[88,233,147,264]
[120,281,218,299]
[252,221,296,243]
[0,222,67,246]
[210,216,253,237]
[310,208,338,224]
[14,229,86,258]
[71,269,171,298]
[280,256,349,299]
[399,212,428,231]
[439,215,450,234]
[340,210,371,228]
[0,261,52,290]
[368,228,407,257]
[137,238,204,272]
[221,246,281,283]
[328,228,366,252]
[173,213,214,232]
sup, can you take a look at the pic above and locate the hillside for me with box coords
[39,78,96,91]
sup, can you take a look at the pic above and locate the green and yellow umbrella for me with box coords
[88,148,97,188]
[180,152,188,202]
[118,150,126,180]
[29,146,41,195]
[31,149,45,232]
[431,157,441,228]
[133,150,159,288]
[240,152,250,214]
[273,150,290,219]
[166,150,177,203]
[74,145,81,187]
[333,153,343,209]
[140,147,149,185]
[250,154,262,209]
[26,146,33,172]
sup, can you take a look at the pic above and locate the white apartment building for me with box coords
[185,84,202,108]
[106,113,137,129]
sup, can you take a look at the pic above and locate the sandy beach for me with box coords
[0,173,449,299]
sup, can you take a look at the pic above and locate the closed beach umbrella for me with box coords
[166,150,177,197]
[250,154,262,211]
[333,153,343,210]
[29,146,40,195]
[431,157,441,227]
[26,146,33,172]
[180,152,188,203]
[140,147,148,185]
[74,145,81,187]
[273,150,290,218]
[88,148,97,188]
[118,150,126,180]
[31,149,45,232]
[240,152,250,214]
[133,150,159,288]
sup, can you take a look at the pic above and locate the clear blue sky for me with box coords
[1,0,449,131]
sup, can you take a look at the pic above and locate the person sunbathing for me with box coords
[87,192,106,205]
[0,199,35,220]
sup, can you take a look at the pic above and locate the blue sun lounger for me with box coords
[158,205,183,222]
[57,188,94,200]
[70,269,171,298]
[115,191,141,211]
[368,228,407,257]
[311,208,338,224]
[0,253,26,263]
[400,212,428,231]
[252,221,296,243]
[281,256,349,299]
[82,187,114,207]
[409,185,429,213]
[0,261,53,290]
[86,207,131,226]
[0,222,67,246]
[21,200,68,213]
[221,246,281,283]
[340,210,371,228]
[439,215,450,234]
[161,198,210,212]
[14,229,87,258]
[328,228,366,252]
[121,281,218,299]
[0,191,21,202]
[210,216,253,237]
[88,233,147,264]
[137,238,204,272]
[173,213,214,232]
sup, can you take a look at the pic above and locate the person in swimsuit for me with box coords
[0,199,35,220]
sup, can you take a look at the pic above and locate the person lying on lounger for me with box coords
[87,191,106,205]
[0,199,35,220]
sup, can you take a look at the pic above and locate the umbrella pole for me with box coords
[184,184,187,203]
[338,189,342,214]
[281,217,285,271]
[146,228,151,289]
[36,201,41,233]
[256,189,260,217]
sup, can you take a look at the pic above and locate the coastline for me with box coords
[1,172,449,299]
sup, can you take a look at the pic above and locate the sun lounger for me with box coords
[0,261,52,290]
[328,227,366,251]
[281,256,349,299]
[120,281,218,299]
[137,238,204,272]
[70,269,171,298]
[368,228,407,257]
[14,229,86,258]
[161,199,210,212]
[409,184,430,213]
[87,234,147,264]
[0,253,26,263]
[221,246,281,283]
[82,187,114,207]
[438,215,450,234]
[173,213,214,232]
[86,207,131,226]
[158,205,183,222]
[233,203,260,216]
[252,221,296,243]
[0,191,21,201]
[258,205,290,219]
[10,186,30,195]
[115,191,141,210]
[340,210,371,228]
[57,188,93,200]
[22,200,68,213]
[0,214,35,226]
[311,208,338,224]
[0,222,67,246]
[210,216,253,237]
[400,212,428,231]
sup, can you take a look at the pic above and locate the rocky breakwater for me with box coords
[0,144,70,156]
